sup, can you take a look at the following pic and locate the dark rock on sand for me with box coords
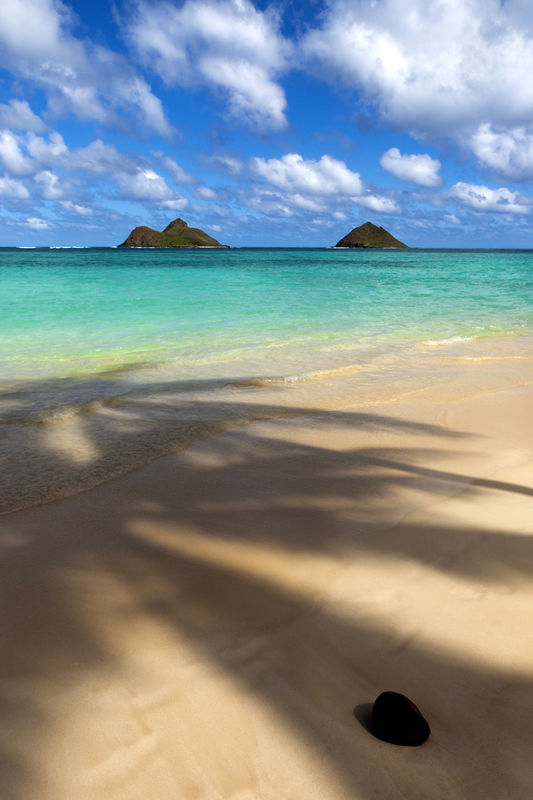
[370,691,430,746]
[334,221,408,249]
[118,218,228,248]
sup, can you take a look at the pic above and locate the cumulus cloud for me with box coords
[126,0,290,129]
[195,186,217,200]
[26,131,68,162]
[248,188,293,217]
[24,216,50,229]
[161,197,188,211]
[380,147,442,187]
[353,194,399,213]
[0,175,30,198]
[0,100,44,131]
[0,0,170,135]
[64,139,138,176]
[193,202,229,217]
[470,123,533,180]
[117,169,173,201]
[245,152,400,218]
[450,182,532,214]
[303,0,533,137]
[60,200,93,215]
[1,127,197,211]
[250,153,363,195]
[26,132,143,177]
[289,193,324,211]
[204,154,244,176]
[34,169,63,198]
[0,130,33,175]
[160,156,197,185]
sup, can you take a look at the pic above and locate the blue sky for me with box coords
[1,0,533,246]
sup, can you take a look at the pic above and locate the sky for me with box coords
[1,0,533,247]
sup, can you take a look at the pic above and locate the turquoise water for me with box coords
[1,246,533,511]
[2,247,532,378]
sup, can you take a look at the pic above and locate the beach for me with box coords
[1,246,533,798]
[1,356,533,799]
[3,0,533,791]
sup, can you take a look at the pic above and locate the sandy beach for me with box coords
[1,362,533,800]
[2,0,533,794]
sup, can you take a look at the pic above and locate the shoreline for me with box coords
[1,357,532,799]
[2,329,533,517]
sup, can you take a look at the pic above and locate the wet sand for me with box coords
[1,371,533,799]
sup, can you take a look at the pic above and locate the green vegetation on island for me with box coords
[334,221,408,249]
[118,218,228,248]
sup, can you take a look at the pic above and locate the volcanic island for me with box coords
[334,221,408,248]
[118,218,228,248]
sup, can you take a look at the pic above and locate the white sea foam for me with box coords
[444,355,533,362]
[422,335,474,347]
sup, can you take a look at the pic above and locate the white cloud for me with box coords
[204,203,229,217]
[117,169,173,201]
[195,186,217,200]
[2,128,192,211]
[0,175,30,198]
[251,153,363,195]
[34,169,63,198]
[26,131,68,162]
[0,100,44,131]
[245,155,398,218]
[65,139,136,176]
[380,147,442,187]
[0,130,33,175]
[161,156,197,185]
[205,154,244,176]
[248,189,293,217]
[289,193,324,211]
[353,194,399,213]
[0,0,170,135]
[470,123,533,180]
[127,0,290,129]
[444,214,461,224]
[26,132,142,178]
[60,200,93,215]
[303,0,533,137]
[161,197,188,211]
[24,216,50,229]
[451,182,532,214]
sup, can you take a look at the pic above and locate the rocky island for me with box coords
[334,221,408,249]
[118,218,228,248]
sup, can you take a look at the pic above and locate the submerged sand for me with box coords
[1,364,533,799]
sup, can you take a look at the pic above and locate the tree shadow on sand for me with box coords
[1,385,533,798]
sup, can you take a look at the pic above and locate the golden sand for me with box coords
[1,366,532,799]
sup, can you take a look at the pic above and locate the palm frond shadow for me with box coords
[1,392,532,798]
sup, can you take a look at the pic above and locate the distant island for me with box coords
[334,222,408,249]
[118,218,228,248]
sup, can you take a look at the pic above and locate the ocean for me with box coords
[2,246,532,513]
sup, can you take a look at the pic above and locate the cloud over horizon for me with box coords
[380,148,442,187]
[302,0,533,168]
[0,0,171,135]
[0,0,533,245]
[126,0,290,130]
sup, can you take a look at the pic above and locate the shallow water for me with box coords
[1,247,533,512]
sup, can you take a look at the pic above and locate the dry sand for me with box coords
[1,371,533,799]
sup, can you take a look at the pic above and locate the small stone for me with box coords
[370,691,430,746]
